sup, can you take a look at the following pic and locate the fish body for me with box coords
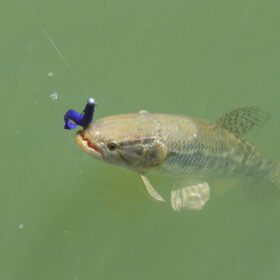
[156,114,272,179]
[77,112,271,178]
[76,107,279,210]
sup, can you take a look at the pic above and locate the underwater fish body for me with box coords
[76,107,279,211]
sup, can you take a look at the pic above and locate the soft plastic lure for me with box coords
[64,98,96,130]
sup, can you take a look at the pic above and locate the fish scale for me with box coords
[155,117,242,175]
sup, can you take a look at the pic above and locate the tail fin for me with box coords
[245,161,280,198]
[268,163,280,187]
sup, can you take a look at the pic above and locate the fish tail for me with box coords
[245,161,280,198]
[267,162,280,187]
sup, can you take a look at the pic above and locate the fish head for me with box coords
[76,113,167,173]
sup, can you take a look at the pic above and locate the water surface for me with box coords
[1,1,280,279]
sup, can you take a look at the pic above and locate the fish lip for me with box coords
[76,131,103,159]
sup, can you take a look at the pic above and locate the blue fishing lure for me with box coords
[64,98,96,130]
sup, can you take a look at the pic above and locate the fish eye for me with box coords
[107,142,118,151]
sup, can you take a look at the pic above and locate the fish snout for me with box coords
[76,130,103,159]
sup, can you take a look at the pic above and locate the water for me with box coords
[1,0,280,279]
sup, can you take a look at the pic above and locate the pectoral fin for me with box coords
[141,175,165,202]
[171,180,210,212]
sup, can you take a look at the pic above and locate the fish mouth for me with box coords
[76,131,103,159]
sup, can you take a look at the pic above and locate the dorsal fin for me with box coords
[216,106,269,137]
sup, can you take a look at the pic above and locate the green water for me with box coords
[1,0,280,279]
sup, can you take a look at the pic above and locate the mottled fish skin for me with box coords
[154,114,273,179]
[76,112,276,182]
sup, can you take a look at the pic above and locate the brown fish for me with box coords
[76,107,279,211]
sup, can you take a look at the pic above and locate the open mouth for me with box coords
[76,131,102,158]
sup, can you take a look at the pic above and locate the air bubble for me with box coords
[18,224,25,230]
[50,92,59,101]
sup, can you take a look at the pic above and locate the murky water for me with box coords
[1,1,280,279]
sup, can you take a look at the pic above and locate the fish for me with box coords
[76,106,280,211]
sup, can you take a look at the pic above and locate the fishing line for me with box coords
[20,0,91,95]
